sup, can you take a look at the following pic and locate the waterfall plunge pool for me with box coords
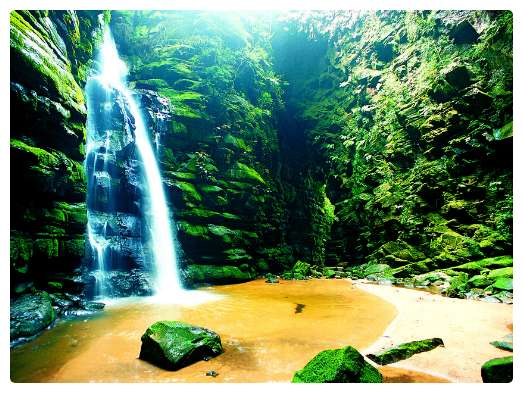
[10,279,448,383]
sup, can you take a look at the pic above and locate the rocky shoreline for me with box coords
[357,281,513,382]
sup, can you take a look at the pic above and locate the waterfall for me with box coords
[86,27,183,299]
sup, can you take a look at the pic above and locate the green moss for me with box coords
[174,181,202,202]
[223,134,253,152]
[185,264,252,284]
[493,121,513,140]
[228,162,267,185]
[323,268,336,279]
[492,277,512,291]
[364,263,392,276]
[10,235,33,270]
[33,238,59,259]
[139,321,223,371]
[177,221,210,239]
[444,272,469,298]
[11,139,86,196]
[367,338,444,365]
[488,267,513,279]
[134,78,170,89]
[200,185,223,193]
[468,274,493,288]
[171,171,197,180]
[180,208,240,222]
[10,11,85,110]
[47,281,63,290]
[481,356,513,383]
[292,346,382,383]
[223,248,252,262]
[291,260,311,278]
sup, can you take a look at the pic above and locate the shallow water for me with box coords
[11,279,447,383]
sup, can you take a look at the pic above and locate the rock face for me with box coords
[367,338,444,365]
[292,346,382,383]
[10,11,512,293]
[481,356,513,383]
[139,321,223,371]
[10,291,55,342]
[272,11,512,300]
[10,11,103,296]
[110,12,296,285]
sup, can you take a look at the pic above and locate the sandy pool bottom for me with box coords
[11,279,465,383]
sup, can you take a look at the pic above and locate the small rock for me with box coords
[490,340,513,352]
[483,296,501,303]
[265,274,279,284]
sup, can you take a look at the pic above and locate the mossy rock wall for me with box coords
[111,12,294,284]
[10,11,103,294]
[273,11,512,272]
[10,11,512,291]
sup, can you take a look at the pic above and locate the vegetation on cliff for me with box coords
[11,10,512,300]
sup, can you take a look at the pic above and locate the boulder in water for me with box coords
[10,291,55,343]
[139,321,223,371]
[292,346,382,383]
[367,337,444,365]
[481,356,513,383]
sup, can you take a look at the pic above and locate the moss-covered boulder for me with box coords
[481,356,513,383]
[10,291,56,342]
[367,338,444,365]
[292,346,382,383]
[139,321,223,371]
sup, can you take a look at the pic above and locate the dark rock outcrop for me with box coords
[139,321,223,371]
[10,10,102,295]
[10,291,55,343]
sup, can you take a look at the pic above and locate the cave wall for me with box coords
[273,10,513,276]
[10,11,104,295]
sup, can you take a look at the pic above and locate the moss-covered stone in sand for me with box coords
[292,346,382,383]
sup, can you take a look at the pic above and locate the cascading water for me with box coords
[86,27,183,299]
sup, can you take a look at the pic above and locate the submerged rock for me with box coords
[490,334,513,352]
[292,346,382,383]
[481,356,513,383]
[10,291,55,342]
[367,338,444,365]
[139,321,223,371]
